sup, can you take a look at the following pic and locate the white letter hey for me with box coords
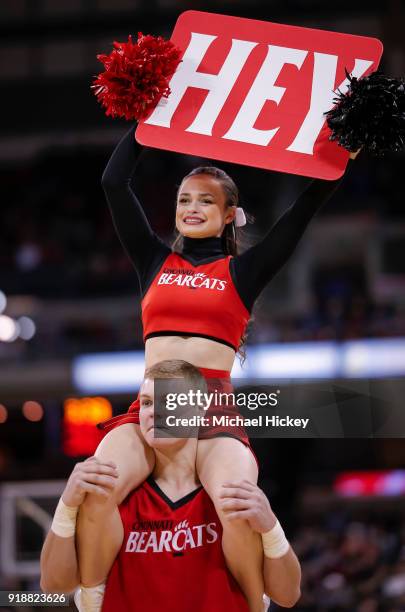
[223,45,308,146]
[287,55,374,154]
[144,32,257,133]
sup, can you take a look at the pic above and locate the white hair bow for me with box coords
[235,207,247,227]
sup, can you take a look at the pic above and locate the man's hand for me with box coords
[62,456,119,508]
[219,480,277,533]
[220,480,302,608]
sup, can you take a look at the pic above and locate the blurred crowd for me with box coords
[249,299,405,345]
[283,512,405,612]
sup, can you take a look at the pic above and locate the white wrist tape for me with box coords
[261,520,290,559]
[50,498,78,538]
[74,584,106,612]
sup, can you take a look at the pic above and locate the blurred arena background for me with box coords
[0,1,404,610]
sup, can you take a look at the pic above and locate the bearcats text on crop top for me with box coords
[142,251,250,351]
[101,125,350,352]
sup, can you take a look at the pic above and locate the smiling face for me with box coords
[176,174,236,238]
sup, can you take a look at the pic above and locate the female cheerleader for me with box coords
[76,123,357,607]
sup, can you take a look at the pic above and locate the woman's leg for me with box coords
[76,423,155,586]
[196,437,264,612]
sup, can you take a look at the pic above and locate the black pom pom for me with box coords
[325,70,405,156]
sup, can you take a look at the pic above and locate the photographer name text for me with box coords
[164,415,309,429]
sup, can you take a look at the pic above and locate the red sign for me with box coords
[136,11,383,179]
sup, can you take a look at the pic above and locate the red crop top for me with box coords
[141,252,250,351]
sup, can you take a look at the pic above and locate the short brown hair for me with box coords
[144,359,207,396]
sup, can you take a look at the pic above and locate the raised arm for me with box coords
[101,125,170,285]
[233,164,353,312]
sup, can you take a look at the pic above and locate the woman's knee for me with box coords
[95,423,153,466]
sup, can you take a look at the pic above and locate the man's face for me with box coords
[139,377,181,449]
[139,377,201,448]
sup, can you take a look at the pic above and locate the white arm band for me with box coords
[50,498,78,538]
[261,520,290,559]
[74,583,106,612]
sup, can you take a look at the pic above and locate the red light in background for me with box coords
[22,401,44,422]
[0,404,7,424]
[63,396,113,457]
[334,470,405,497]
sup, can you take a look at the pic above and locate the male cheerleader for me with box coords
[40,360,301,611]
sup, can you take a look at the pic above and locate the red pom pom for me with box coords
[92,33,182,121]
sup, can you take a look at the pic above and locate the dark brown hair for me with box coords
[171,166,254,366]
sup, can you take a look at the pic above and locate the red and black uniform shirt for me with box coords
[102,477,249,612]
